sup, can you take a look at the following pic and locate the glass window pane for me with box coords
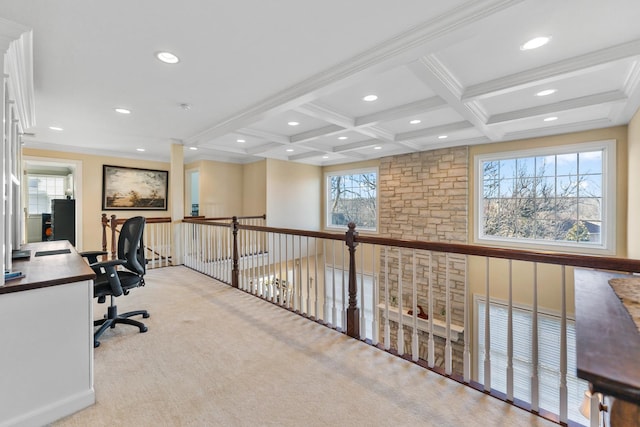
[327,170,377,230]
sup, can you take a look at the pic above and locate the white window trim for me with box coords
[325,167,379,233]
[474,140,616,255]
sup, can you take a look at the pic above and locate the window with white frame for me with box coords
[475,140,615,254]
[325,168,377,231]
[27,175,66,214]
[476,298,589,424]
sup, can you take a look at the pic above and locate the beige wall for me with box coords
[266,159,321,229]
[628,111,640,259]
[23,148,170,251]
[193,160,243,217]
[242,160,266,216]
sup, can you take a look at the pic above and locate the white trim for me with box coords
[474,140,616,255]
[324,166,379,233]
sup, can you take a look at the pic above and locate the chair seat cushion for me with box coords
[94,271,143,298]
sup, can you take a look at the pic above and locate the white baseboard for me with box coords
[0,388,95,427]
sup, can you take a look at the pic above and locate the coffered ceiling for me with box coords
[3,0,640,165]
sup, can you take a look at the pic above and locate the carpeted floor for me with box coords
[52,266,555,427]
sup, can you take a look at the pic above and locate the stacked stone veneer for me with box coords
[378,147,468,374]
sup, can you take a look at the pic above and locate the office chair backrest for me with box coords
[118,216,146,276]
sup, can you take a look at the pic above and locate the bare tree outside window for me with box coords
[481,150,603,245]
[328,171,377,229]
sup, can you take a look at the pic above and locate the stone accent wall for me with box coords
[378,147,468,374]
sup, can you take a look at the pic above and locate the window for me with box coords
[475,141,615,254]
[476,299,589,424]
[326,168,377,231]
[27,175,67,214]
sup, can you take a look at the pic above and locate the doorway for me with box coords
[22,157,83,250]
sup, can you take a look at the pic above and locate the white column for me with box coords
[170,141,184,265]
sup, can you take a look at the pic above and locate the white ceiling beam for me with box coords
[290,124,345,143]
[462,39,640,100]
[236,128,290,144]
[288,150,327,161]
[487,90,627,124]
[244,142,285,155]
[395,120,473,141]
[502,118,614,141]
[354,96,447,127]
[294,103,355,128]
[408,56,502,141]
[332,139,381,153]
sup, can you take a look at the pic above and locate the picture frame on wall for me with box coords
[102,165,169,210]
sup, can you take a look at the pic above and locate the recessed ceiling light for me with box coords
[520,36,551,51]
[136,148,146,152]
[536,89,556,97]
[115,108,131,114]
[374,146,382,150]
[544,116,558,122]
[49,126,63,131]
[287,121,299,126]
[438,135,448,139]
[237,139,246,143]
[409,119,421,125]
[189,147,198,151]
[322,155,329,159]
[338,136,348,140]
[363,94,378,102]
[286,148,294,152]
[156,51,179,64]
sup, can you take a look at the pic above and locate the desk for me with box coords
[0,241,96,427]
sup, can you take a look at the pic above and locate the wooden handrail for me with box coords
[225,222,640,274]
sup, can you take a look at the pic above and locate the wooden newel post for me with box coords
[109,215,117,259]
[345,222,360,339]
[231,216,239,288]
[101,214,108,253]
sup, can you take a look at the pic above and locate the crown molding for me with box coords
[463,39,640,100]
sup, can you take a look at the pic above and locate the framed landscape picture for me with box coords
[102,165,168,210]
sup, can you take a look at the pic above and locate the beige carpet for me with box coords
[53,266,555,427]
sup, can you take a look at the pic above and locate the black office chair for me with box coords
[81,216,150,347]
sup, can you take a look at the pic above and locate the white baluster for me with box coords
[484,257,491,392]
[397,248,404,356]
[428,251,434,368]
[507,260,514,401]
[371,244,378,346]
[360,245,366,339]
[384,247,390,350]
[559,265,568,423]
[332,240,337,327]
[411,249,418,362]
[463,255,470,383]
[445,253,452,375]
[531,262,539,412]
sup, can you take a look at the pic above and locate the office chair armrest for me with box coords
[90,259,126,297]
[79,250,109,264]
